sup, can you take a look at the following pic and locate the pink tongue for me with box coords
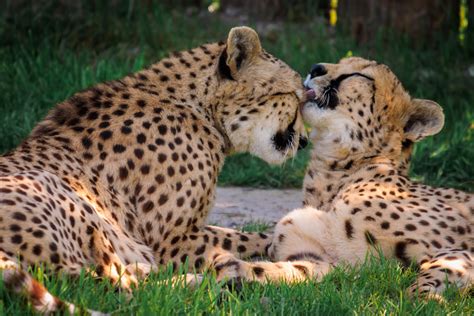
[305,89,316,101]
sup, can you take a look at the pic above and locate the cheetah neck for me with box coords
[303,153,404,210]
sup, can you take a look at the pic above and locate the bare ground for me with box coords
[208,187,303,228]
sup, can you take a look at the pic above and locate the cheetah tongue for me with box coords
[305,88,316,101]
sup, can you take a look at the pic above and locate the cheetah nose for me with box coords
[309,64,327,79]
[298,136,308,150]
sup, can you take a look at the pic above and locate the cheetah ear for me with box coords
[223,26,262,78]
[404,99,444,142]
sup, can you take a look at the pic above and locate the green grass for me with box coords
[0,1,473,314]
[1,256,473,315]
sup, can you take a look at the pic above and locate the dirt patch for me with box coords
[208,187,303,228]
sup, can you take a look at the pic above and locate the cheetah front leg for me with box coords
[91,225,271,289]
[157,225,272,277]
[211,253,333,283]
[157,218,334,285]
[210,206,335,283]
[408,249,473,300]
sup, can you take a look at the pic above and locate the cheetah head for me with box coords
[215,27,307,165]
[302,57,444,170]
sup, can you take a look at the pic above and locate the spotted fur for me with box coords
[0,26,307,313]
[213,57,473,299]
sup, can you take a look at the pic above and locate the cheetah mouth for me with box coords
[305,87,338,110]
[272,113,307,152]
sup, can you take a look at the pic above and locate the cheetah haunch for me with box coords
[212,57,473,299]
[0,27,307,313]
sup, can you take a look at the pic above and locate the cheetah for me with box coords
[0,26,308,313]
[210,57,473,299]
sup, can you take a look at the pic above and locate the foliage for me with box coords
[1,248,473,314]
[1,1,472,191]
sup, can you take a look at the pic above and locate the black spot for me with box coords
[134,148,144,159]
[223,238,232,250]
[394,241,411,267]
[32,245,42,256]
[163,61,173,68]
[119,167,128,180]
[136,133,147,144]
[11,235,23,244]
[113,144,126,153]
[158,194,168,205]
[99,130,113,140]
[50,253,60,264]
[81,137,92,149]
[121,126,132,135]
[252,266,264,277]
[142,201,154,213]
[158,125,167,135]
[195,244,206,256]
[405,224,417,231]
[345,219,354,239]
[13,212,27,221]
[194,257,204,269]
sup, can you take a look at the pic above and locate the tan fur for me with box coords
[0,26,306,313]
[213,57,473,299]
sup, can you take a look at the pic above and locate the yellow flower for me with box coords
[459,0,469,44]
[329,0,338,27]
[330,9,337,26]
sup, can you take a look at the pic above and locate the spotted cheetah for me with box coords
[210,57,473,299]
[0,26,308,313]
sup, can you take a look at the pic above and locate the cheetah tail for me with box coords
[1,256,107,315]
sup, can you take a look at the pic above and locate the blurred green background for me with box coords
[1,0,473,190]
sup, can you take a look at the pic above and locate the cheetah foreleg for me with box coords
[210,252,333,283]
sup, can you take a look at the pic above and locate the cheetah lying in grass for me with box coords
[212,57,473,299]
